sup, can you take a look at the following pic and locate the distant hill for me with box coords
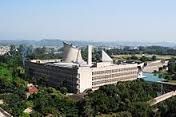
[0,39,176,48]
[0,39,63,47]
[0,40,37,46]
[38,39,63,46]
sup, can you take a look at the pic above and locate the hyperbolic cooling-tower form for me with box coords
[63,42,85,64]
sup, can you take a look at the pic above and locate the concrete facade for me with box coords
[63,42,85,64]
[91,63,138,90]
[26,43,138,93]
[143,60,167,73]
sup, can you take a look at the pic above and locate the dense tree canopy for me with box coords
[1,45,176,116]
[79,80,159,117]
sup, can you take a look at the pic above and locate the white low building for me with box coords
[26,43,138,93]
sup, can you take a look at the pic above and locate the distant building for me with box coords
[143,60,168,73]
[0,46,10,55]
[26,43,138,93]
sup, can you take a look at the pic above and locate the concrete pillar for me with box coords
[88,45,92,66]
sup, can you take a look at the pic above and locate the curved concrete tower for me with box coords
[63,42,85,64]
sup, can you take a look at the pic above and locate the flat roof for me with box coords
[46,62,79,68]
[30,59,138,69]
[30,59,61,64]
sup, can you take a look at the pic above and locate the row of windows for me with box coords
[92,75,136,86]
[111,67,137,73]
[92,74,137,83]
[92,70,111,75]
[92,75,111,80]
[111,72,137,78]
[33,70,75,79]
[47,80,78,90]
[28,63,79,93]
[46,66,76,74]
[92,71,137,80]
[33,76,74,85]
[32,70,79,85]
[30,65,78,78]
[92,68,137,75]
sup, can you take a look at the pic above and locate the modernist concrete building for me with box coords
[26,43,138,93]
[143,60,168,73]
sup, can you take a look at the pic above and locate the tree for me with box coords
[131,55,138,60]
[158,97,176,116]
[60,87,68,94]
[168,60,176,74]
[152,55,157,61]
[140,56,149,62]
[80,80,158,117]
[9,45,16,55]
[128,102,152,117]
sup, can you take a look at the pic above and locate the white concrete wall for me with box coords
[91,63,138,89]
[30,59,61,63]
[92,63,138,71]
[78,67,92,93]
[143,60,164,73]
[88,45,92,66]
[63,43,84,63]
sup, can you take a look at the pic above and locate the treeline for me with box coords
[106,46,176,55]
[4,44,175,61]
[1,73,160,117]
[27,46,62,60]
[0,44,63,60]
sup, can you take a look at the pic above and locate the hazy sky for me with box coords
[0,0,176,42]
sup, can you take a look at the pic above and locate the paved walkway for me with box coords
[157,81,176,86]
[149,90,176,106]
[0,108,12,117]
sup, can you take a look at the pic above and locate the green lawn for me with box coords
[0,64,12,80]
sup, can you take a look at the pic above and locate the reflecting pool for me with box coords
[142,72,165,82]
